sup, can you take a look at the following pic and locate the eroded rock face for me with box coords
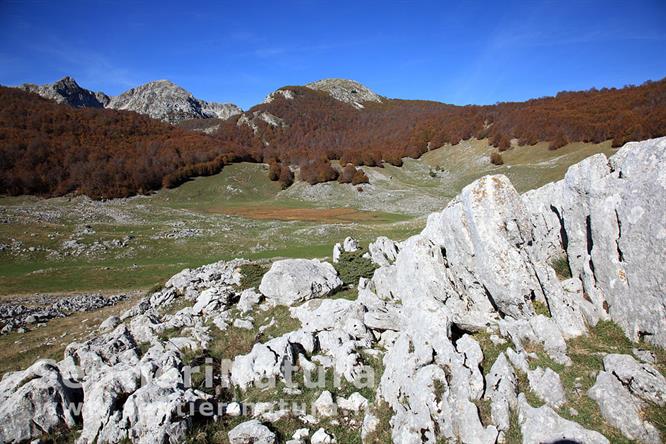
[0,360,82,443]
[259,259,342,306]
[528,137,666,347]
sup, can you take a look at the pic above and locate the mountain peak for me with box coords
[19,76,108,108]
[305,78,382,108]
[107,80,241,123]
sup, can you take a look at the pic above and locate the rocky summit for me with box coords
[305,78,383,109]
[19,76,110,108]
[107,80,242,124]
[0,138,665,443]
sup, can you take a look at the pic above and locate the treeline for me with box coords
[0,87,249,198]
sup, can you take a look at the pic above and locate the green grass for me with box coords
[521,320,664,443]
[474,331,511,376]
[532,300,551,317]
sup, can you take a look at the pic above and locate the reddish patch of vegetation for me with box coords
[0,87,250,198]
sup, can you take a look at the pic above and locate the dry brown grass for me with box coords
[0,292,142,376]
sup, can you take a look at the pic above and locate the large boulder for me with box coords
[259,259,342,306]
[0,360,82,443]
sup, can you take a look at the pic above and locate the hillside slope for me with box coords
[0,87,247,198]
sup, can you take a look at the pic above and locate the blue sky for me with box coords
[1,0,665,109]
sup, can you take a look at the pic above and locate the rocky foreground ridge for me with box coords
[1,138,665,443]
[18,77,242,124]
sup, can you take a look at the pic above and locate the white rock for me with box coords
[337,392,369,412]
[361,411,380,442]
[367,236,400,266]
[603,354,666,406]
[588,371,660,444]
[0,360,81,443]
[527,367,566,408]
[99,315,121,331]
[314,391,337,417]
[484,352,517,432]
[310,427,337,444]
[228,419,276,444]
[517,394,609,444]
[226,401,242,417]
[332,243,342,263]
[259,259,342,306]
[343,236,359,252]
[238,288,262,314]
[233,318,254,330]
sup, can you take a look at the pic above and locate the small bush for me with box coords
[490,151,504,165]
[236,263,269,290]
[333,249,377,286]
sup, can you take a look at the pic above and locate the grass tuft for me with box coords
[550,256,572,280]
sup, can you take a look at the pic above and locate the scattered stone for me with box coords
[337,392,368,412]
[226,401,242,417]
[527,366,567,408]
[310,427,337,444]
[314,391,337,417]
[228,419,276,444]
[233,319,254,330]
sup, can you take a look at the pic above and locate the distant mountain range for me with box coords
[17,77,242,124]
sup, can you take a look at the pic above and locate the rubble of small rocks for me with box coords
[0,138,665,443]
[0,293,128,334]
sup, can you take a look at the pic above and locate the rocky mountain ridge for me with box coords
[15,76,384,124]
[107,80,241,124]
[19,76,109,108]
[16,77,242,124]
[1,137,664,443]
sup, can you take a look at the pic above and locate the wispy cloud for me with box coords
[24,36,139,92]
